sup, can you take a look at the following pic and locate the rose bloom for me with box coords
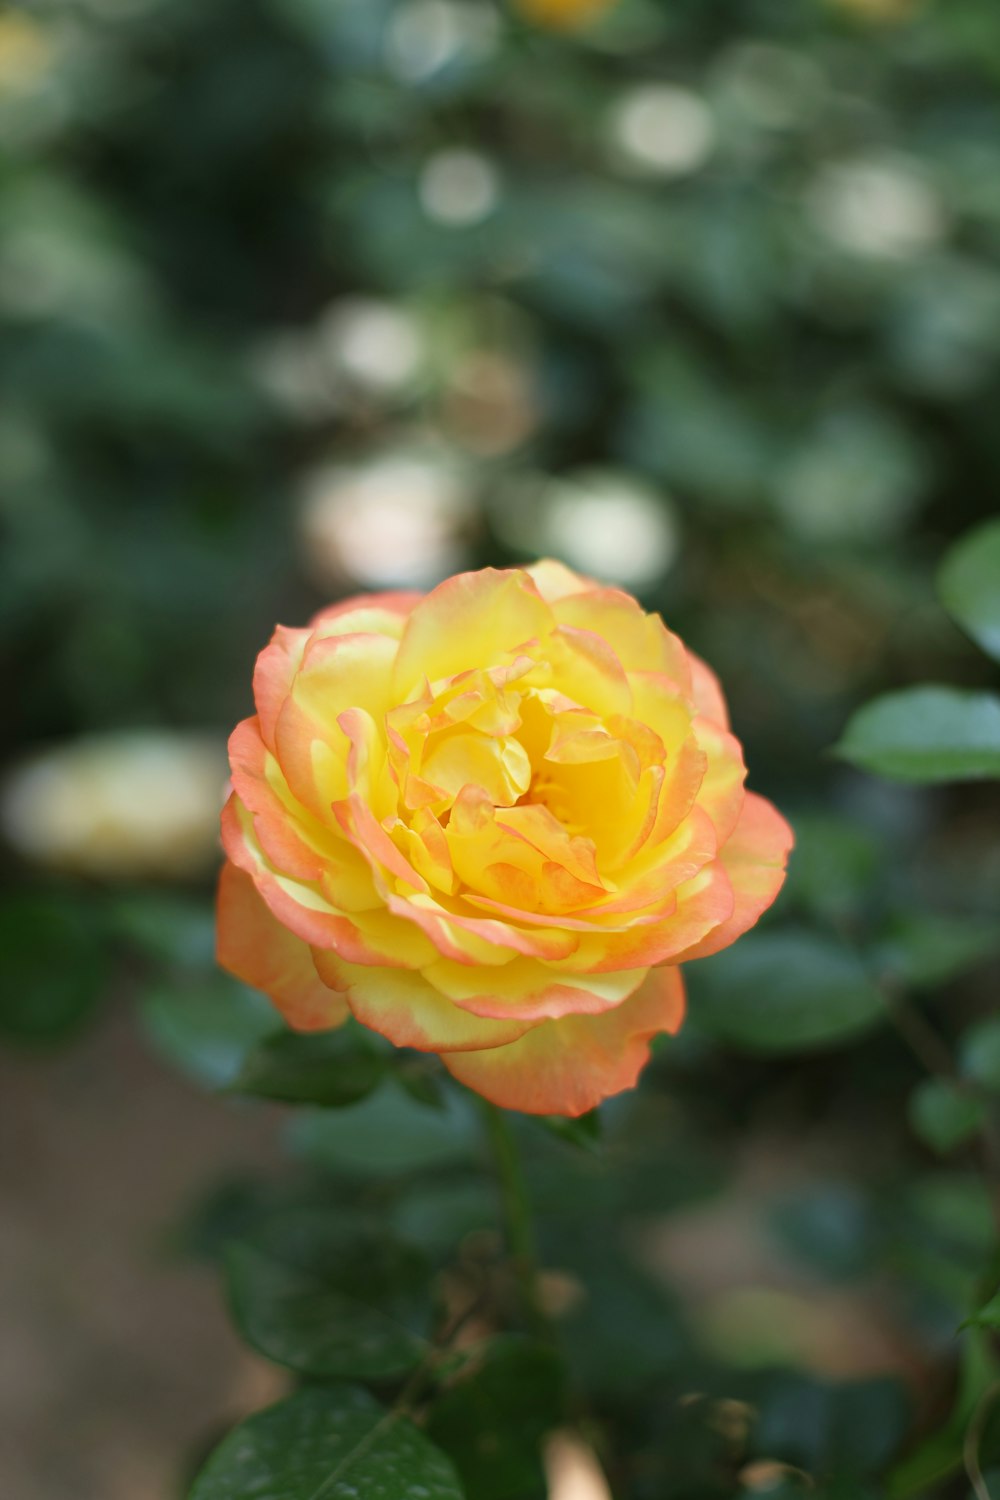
[217,563,792,1115]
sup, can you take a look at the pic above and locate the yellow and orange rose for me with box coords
[217,562,792,1115]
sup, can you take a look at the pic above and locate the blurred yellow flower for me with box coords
[827,0,919,22]
[0,12,55,88]
[512,0,617,31]
[1,732,227,880]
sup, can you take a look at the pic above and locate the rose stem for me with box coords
[477,1098,549,1341]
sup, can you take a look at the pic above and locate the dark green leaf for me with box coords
[188,1384,464,1499]
[394,1054,450,1111]
[537,1110,603,1153]
[391,1179,496,1254]
[226,1241,427,1379]
[938,518,1000,663]
[140,977,277,1088]
[289,1085,477,1176]
[875,912,1000,989]
[783,814,883,924]
[959,1017,1000,1092]
[427,1338,566,1500]
[232,1025,385,1107]
[963,1289,1000,1330]
[687,929,885,1053]
[0,892,108,1045]
[834,687,1000,783]
[110,893,216,969]
[909,1079,985,1154]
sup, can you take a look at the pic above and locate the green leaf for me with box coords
[783,814,883,925]
[959,1017,1000,1092]
[226,1239,428,1379]
[887,1330,998,1497]
[687,929,885,1053]
[110,893,215,969]
[537,1109,603,1153]
[0,892,108,1045]
[426,1338,566,1500]
[394,1054,450,1111]
[963,1289,1000,1330]
[290,1085,477,1176]
[909,1079,985,1154]
[232,1025,385,1107]
[834,686,1000,783]
[938,518,1000,663]
[140,977,277,1088]
[188,1384,464,1500]
[875,912,1000,989]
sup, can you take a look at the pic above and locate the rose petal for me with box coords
[441,966,685,1115]
[312,949,535,1052]
[216,862,348,1031]
[672,792,793,962]
[425,956,648,1021]
[393,568,554,698]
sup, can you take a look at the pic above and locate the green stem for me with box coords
[477,1099,549,1340]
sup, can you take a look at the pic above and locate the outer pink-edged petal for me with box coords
[295,631,400,728]
[441,966,685,1116]
[216,862,348,1032]
[526,559,593,601]
[691,717,747,846]
[688,652,731,729]
[312,949,535,1053]
[253,624,310,753]
[309,591,422,634]
[393,568,554,697]
[229,716,336,882]
[425,957,648,1021]
[553,587,691,685]
[672,792,794,963]
[222,794,401,962]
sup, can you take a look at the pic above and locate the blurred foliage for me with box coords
[3,0,1000,1496]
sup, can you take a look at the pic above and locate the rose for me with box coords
[217,562,792,1115]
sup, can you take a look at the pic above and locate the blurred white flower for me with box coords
[545,1432,612,1500]
[806,157,945,260]
[298,447,476,590]
[385,0,498,83]
[318,297,425,398]
[1,732,227,879]
[496,469,679,589]
[420,149,500,227]
[609,85,714,178]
